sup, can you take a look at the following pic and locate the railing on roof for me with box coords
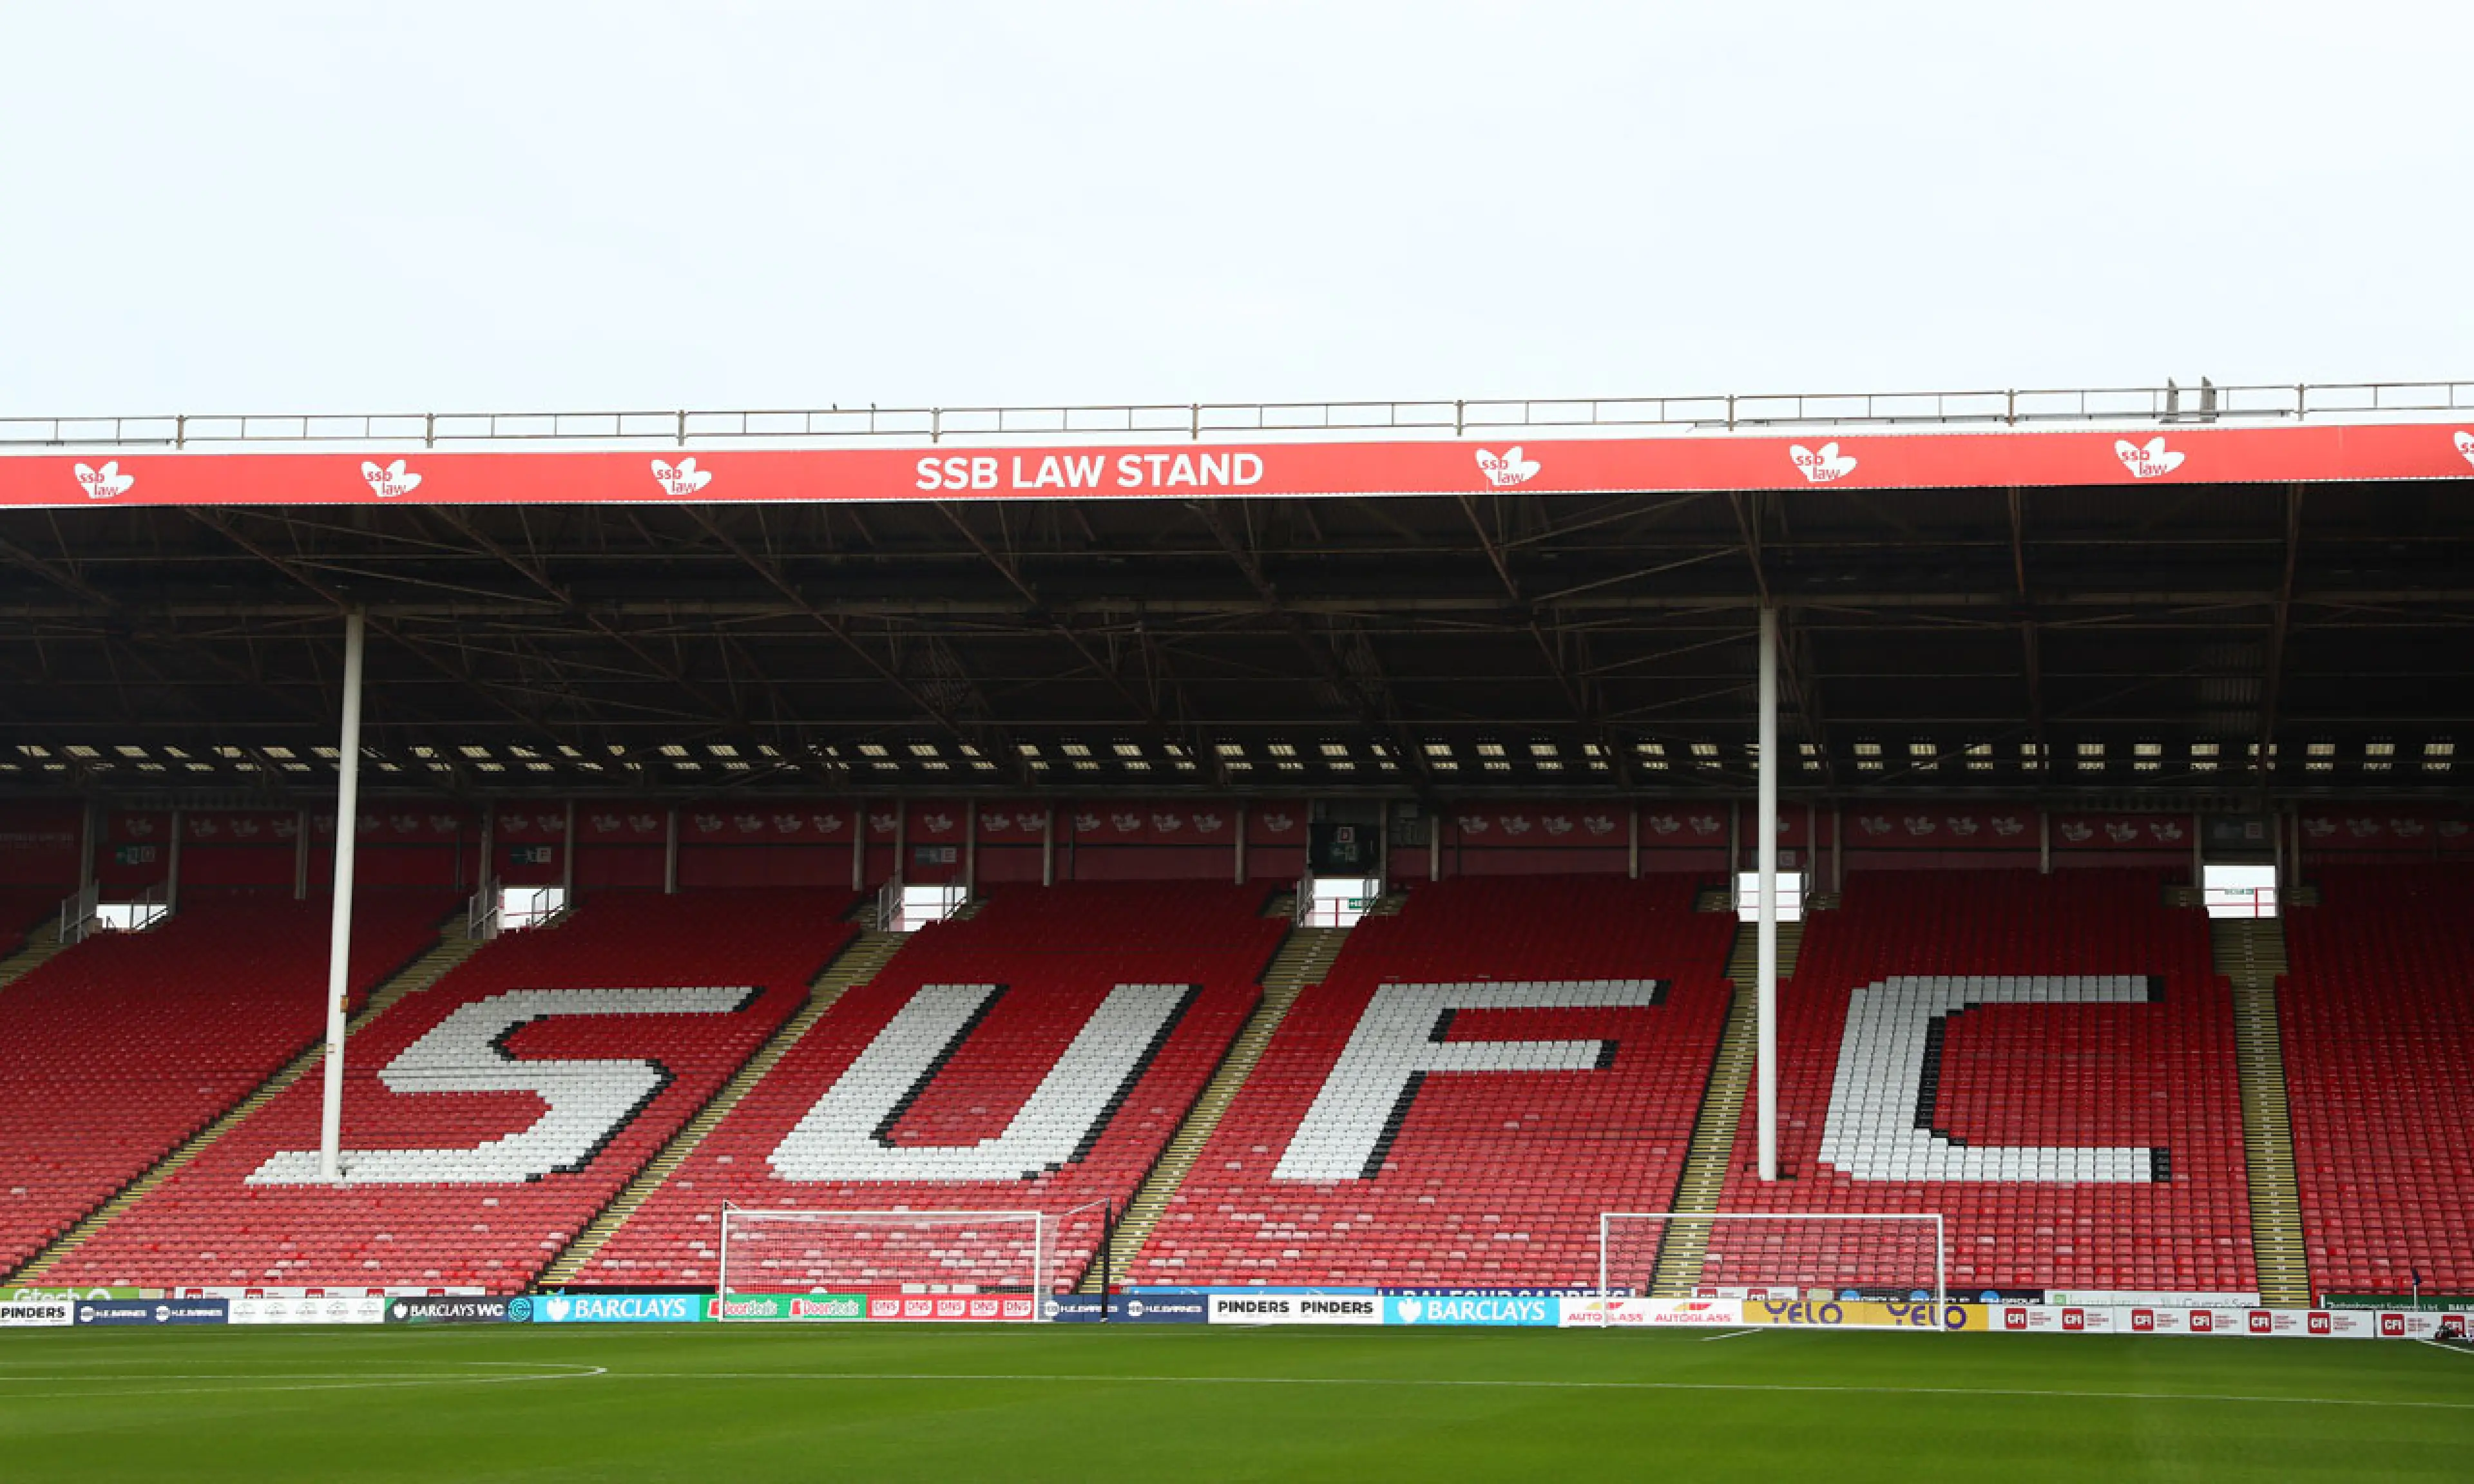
[3,379,2469,450]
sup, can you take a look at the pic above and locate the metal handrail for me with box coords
[4,379,2468,452]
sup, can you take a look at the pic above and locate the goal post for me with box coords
[714,1206,1056,1321]
[1597,1212,1946,1329]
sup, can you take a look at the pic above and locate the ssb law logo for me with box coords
[1474,447,1540,488]
[1788,442,1857,484]
[2454,430,2474,470]
[73,461,135,500]
[651,457,713,497]
[361,459,423,499]
[2114,436,2185,479]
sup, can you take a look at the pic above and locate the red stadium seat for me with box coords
[0,892,454,1273]
[1126,875,1732,1288]
[1701,870,2254,1297]
[42,889,854,1293]
[580,880,1287,1293]
[2282,864,2474,1297]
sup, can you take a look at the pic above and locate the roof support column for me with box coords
[1757,604,1781,1184]
[318,608,367,1184]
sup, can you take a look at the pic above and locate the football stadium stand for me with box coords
[578,881,1287,1293]
[1127,875,1733,1288]
[37,890,854,1291]
[0,893,454,1274]
[1697,870,2256,1296]
[2281,864,2474,1297]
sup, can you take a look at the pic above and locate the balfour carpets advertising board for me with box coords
[231,1294,387,1326]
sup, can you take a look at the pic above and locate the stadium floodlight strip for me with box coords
[1597,1211,1947,1324]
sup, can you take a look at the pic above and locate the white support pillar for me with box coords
[965,803,979,896]
[1627,803,1640,879]
[561,799,577,899]
[293,810,310,900]
[663,806,680,895]
[2039,806,2052,875]
[1428,817,1443,882]
[1040,804,1055,887]
[165,808,183,915]
[850,800,866,893]
[2191,810,2204,884]
[1234,803,1248,885]
[318,609,367,1184]
[1757,605,1780,1184]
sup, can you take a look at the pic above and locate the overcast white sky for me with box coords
[3,1,2464,417]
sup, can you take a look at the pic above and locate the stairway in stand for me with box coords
[0,920,67,994]
[1649,914,1801,1298]
[7,927,483,1284]
[1079,922,1352,1292]
[536,927,910,1287]
[2214,913,2313,1308]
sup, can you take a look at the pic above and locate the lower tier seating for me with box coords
[2282,864,2474,1296]
[1701,870,2255,1297]
[581,881,1288,1293]
[1129,875,1733,1288]
[43,890,855,1292]
[0,892,453,1273]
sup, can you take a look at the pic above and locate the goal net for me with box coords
[715,1207,1055,1322]
[1596,1212,1946,1330]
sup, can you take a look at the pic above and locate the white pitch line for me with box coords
[1698,1328,1762,1342]
[577,1370,2474,1412]
[0,1363,608,1402]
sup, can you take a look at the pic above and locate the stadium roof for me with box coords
[2,378,2469,802]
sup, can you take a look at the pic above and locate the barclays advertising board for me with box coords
[1385,1295,1559,1327]
[526,1293,707,1324]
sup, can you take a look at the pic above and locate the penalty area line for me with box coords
[1698,1329,1763,1342]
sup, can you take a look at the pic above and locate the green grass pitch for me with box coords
[3,1324,2469,1481]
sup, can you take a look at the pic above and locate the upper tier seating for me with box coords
[1129,875,1733,1288]
[44,890,854,1292]
[0,893,453,1273]
[581,881,1288,1293]
[2282,864,2474,1295]
[1701,870,2254,1297]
